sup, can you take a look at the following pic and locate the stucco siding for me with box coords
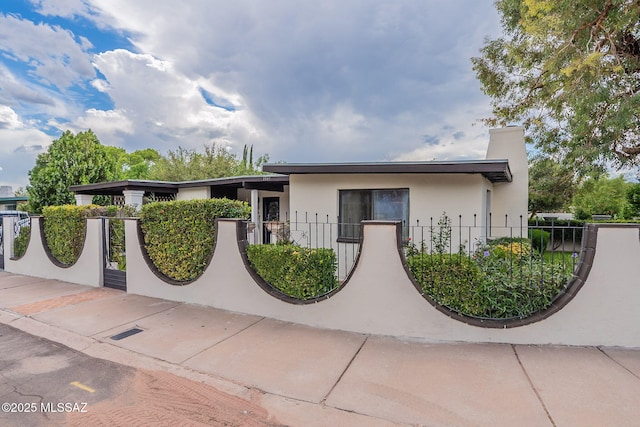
[486,127,528,226]
[289,173,488,226]
[176,186,211,201]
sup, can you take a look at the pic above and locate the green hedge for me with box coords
[140,198,250,281]
[528,219,584,245]
[407,237,574,319]
[407,254,485,313]
[246,244,338,300]
[43,205,107,265]
[13,225,31,259]
[42,204,136,265]
[528,229,550,253]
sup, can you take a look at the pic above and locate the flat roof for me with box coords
[177,174,289,190]
[69,174,289,195]
[69,180,178,196]
[262,159,512,183]
[0,196,29,203]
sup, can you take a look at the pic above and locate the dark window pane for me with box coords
[339,190,371,240]
[373,189,409,240]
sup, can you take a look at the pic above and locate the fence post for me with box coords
[5,216,16,260]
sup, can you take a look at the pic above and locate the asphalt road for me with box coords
[0,323,135,427]
[0,324,277,426]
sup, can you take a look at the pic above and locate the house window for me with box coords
[338,189,409,241]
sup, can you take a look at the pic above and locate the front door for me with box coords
[262,197,279,244]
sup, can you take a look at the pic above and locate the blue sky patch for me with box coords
[199,88,236,112]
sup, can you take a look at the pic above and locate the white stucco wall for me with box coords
[8,216,640,347]
[288,173,488,227]
[176,186,211,201]
[122,219,640,347]
[3,216,102,287]
[486,126,528,227]
[287,173,494,253]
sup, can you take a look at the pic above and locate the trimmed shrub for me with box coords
[528,229,550,253]
[528,219,585,243]
[407,233,574,319]
[140,198,250,281]
[407,254,486,314]
[42,204,136,266]
[246,244,338,300]
[13,225,31,259]
[42,205,106,265]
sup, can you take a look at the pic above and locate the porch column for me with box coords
[74,194,94,206]
[123,190,145,209]
[250,189,260,244]
[250,189,259,224]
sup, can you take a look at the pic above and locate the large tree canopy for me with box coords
[571,175,631,218]
[473,0,640,172]
[148,143,267,181]
[528,156,577,217]
[27,130,119,213]
[104,146,162,180]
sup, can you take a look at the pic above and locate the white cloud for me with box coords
[0,14,95,89]
[70,108,134,141]
[0,63,57,108]
[90,78,109,92]
[29,0,93,18]
[86,49,261,152]
[0,106,23,130]
[393,102,492,162]
[80,0,500,161]
[0,0,504,186]
[0,119,51,187]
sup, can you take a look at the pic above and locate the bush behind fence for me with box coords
[405,213,581,319]
[246,219,361,280]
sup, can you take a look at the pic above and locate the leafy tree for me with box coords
[123,148,161,179]
[103,145,128,178]
[149,143,267,181]
[238,144,269,176]
[624,182,640,218]
[472,0,640,172]
[26,130,119,213]
[528,157,577,217]
[571,175,631,219]
[103,146,161,180]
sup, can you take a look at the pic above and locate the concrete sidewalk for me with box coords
[1,271,639,426]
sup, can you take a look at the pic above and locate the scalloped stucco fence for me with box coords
[3,216,640,347]
[2,216,102,287]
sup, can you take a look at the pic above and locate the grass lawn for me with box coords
[542,251,579,270]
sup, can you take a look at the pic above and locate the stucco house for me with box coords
[70,126,527,247]
[262,126,526,241]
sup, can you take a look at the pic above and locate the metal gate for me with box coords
[103,218,127,291]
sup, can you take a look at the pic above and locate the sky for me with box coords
[0,0,504,189]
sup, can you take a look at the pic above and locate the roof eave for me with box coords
[263,161,512,183]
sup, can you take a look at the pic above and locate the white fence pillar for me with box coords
[75,194,94,206]
[123,190,145,209]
